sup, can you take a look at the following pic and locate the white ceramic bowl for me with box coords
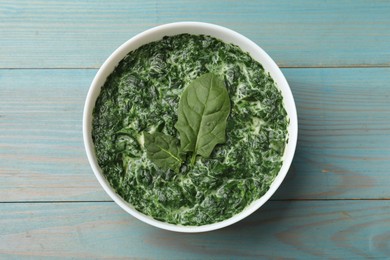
[83,22,298,233]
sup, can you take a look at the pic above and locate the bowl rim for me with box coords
[83,21,298,233]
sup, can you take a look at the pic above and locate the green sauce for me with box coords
[92,34,288,226]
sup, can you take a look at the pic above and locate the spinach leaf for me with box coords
[144,132,183,173]
[175,73,231,164]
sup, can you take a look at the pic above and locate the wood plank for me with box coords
[0,68,389,202]
[274,68,390,200]
[0,201,389,258]
[0,69,109,201]
[1,0,390,68]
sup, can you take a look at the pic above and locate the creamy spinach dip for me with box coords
[92,34,288,226]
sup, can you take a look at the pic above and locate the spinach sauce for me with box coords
[92,34,288,226]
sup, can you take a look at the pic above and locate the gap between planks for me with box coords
[1,65,390,70]
[1,198,390,204]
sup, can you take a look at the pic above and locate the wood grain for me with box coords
[1,68,389,202]
[275,68,390,200]
[1,0,390,68]
[0,201,389,258]
[0,69,109,201]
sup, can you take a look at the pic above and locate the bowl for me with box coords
[83,22,298,233]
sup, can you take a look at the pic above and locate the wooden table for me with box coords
[1,1,390,258]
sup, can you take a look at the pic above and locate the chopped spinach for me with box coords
[92,34,288,226]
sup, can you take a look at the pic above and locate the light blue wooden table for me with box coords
[1,1,390,258]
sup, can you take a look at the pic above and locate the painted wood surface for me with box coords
[1,0,390,258]
[276,68,390,200]
[1,0,390,68]
[0,69,107,202]
[1,201,390,258]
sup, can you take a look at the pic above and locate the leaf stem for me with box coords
[159,145,182,164]
[190,154,197,166]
